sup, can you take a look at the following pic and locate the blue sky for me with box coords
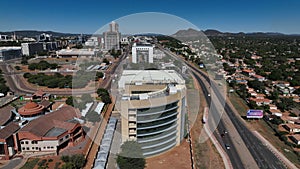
[1,0,300,34]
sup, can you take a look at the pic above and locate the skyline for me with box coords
[1,0,300,34]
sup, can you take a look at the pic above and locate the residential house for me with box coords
[283,123,300,133]
[290,135,300,145]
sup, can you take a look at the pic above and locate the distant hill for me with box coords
[172,28,203,37]
[173,28,295,37]
[0,30,82,38]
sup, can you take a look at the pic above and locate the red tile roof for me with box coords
[18,101,44,116]
[0,105,14,126]
[0,122,20,140]
[19,106,80,140]
[33,90,45,97]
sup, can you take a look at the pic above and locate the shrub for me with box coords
[38,159,47,167]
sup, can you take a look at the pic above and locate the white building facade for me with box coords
[132,43,154,63]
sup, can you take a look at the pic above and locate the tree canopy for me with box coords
[117,141,146,169]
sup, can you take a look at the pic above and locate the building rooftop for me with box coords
[44,127,67,137]
[40,100,52,108]
[0,46,21,51]
[19,106,79,139]
[18,101,44,116]
[118,70,185,88]
[291,134,300,141]
[56,49,96,56]
[0,105,14,126]
[0,122,20,140]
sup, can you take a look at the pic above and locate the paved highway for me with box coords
[190,64,286,169]
[157,43,286,169]
[192,70,246,169]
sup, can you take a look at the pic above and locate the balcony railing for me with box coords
[139,133,177,148]
[137,111,178,123]
[137,123,177,137]
[137,110,178,122]
[136,102,178,115]
[138,130,177,143]
[137,117,177,130]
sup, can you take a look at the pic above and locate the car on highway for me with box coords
[225,144,230,150]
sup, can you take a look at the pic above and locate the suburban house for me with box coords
[242,69,255,76]
[283,123,300,133]
[290,135,300,145]
[252,74,266,82]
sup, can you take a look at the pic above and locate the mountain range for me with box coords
[0,29,298,38]
[173,28,291,37]
[0,30,82,37]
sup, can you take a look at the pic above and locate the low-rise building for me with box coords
[290,135,300,145]
[132,43,154,63]
[56,49,96,58]
[0,47,22,61]
[283,123,300,133]
[21,42,44,56]
[0,123,20,160]
[249,98,272,106]
[242,69,255,76]
[18,106,84,154]
[252,74,266,82]
[0,106,16,127]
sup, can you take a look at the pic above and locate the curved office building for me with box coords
[119,70,186,157]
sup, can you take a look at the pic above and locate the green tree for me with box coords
[60,154,85,169]
[66,96,75,107]
[294,88,300,95]
[97,88,109,97]
[117,141,145,169]
[248,80,265,93]
[96,72,104,79]
[85,111,100,123]
[103,58,110,65]
[15,66,21,70]
[101,94,112,104]
[81,94,93,103]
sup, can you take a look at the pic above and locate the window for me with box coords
[20,141,24,144]
[35,147,38,150]
[26,147,29,150]
[22,147,25,150]
[51,146,54,149]
[25,141,28,144]
[32,147,34,150]
[47,146,50,149]
[59,138,63,142]
[43,147,45,149]
[65,135,69,139]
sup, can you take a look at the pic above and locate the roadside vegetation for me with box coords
[117,141,146,169]
[0,69,10,95]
